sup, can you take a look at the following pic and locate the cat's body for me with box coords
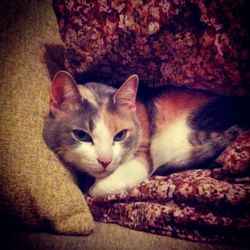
[44,71,249,197]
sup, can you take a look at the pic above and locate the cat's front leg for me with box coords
[89,158,149,198]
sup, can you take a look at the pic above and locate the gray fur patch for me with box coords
[84,82,116,107]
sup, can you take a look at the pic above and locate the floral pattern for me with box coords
[53,0,250,95]
[86,131,250,243]
[52,0,250,243]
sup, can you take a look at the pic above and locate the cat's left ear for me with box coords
[113,75,139,112]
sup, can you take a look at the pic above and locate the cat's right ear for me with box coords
[113,74,139,112]
[49,71,80,115]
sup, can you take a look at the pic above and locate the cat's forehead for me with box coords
[100,106,135,133]
[74,83,133,133]
[73,83,120,131]
[78,82,116,108]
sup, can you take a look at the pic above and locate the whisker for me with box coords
[54,146,65,157]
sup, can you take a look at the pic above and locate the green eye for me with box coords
[72,130,92,143]
[114,130,127,141]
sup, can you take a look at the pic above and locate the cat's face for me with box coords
[44,71,141,178]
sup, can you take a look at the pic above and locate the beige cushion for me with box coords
[0,0,94,235]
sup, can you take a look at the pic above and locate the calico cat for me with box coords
[43,71,249,197]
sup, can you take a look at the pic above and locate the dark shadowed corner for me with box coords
[40,43,123,86]
[41,44,65,80]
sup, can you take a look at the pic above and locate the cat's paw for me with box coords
[88,178,126,198]
[88,159,149,198]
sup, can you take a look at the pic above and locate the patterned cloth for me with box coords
[53,0,250,95]
[87,131,250,243]
[53,0,250,243]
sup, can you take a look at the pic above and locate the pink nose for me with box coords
[97,159,111,169]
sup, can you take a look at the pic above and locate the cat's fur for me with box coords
[43,71,249,197]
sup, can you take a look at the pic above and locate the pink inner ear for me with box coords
[51,82,65,107]
[113,74,139,111]
[49,71,79,112]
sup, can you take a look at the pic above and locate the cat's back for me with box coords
[143,86,212,169]
[141,85,249,171]
[152,87,212,127]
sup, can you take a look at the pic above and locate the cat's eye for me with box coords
[72,130,93,143]
[114,130,127,141]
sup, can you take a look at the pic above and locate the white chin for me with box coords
[92,172,109,178]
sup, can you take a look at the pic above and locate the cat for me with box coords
[43,71,249,197]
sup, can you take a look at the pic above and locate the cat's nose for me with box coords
[97,158,111,169]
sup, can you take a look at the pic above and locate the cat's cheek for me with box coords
[111,142,124,163]
[63,144,98,171]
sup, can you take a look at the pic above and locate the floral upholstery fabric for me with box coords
[53,0,250,243]
[87,131,250,243]
[53,0,250,95]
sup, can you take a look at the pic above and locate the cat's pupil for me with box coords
[114,130,127,141]
[72,130,92,143]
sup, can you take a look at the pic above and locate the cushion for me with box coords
[0,68,94,235]
[0,0,94,235]
[213,130,250,179]
[53,0,250,95]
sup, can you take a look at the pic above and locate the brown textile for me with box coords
[0,0,94,235]
[53,0,250,95]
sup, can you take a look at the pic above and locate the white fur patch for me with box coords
[78,85,98,107]
[150,117,192,170]
[89,159,149,197]
[92,118,113,161]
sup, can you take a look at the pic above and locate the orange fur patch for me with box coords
[154,91,210,132]
[100,106,135,136]
[100,102,151,166]
[135,101,152,169]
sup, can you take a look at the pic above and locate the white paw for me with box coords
[88,178,126,198]
[88,159,149,198]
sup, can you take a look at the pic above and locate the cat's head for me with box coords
[43,71,141,178]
